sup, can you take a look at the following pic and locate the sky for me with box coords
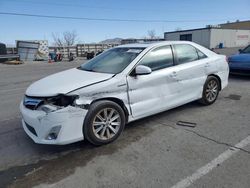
[0,0,249,46]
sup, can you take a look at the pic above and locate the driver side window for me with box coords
[139,45,174,71]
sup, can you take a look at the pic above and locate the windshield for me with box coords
[241,45,250,54]
[80,47,145,74]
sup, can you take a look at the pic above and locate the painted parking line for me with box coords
[171,135,250,188]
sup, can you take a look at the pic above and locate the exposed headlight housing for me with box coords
[45,94,79,107]
[24,94,79,111]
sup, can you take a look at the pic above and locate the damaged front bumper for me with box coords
[20,102,88,145]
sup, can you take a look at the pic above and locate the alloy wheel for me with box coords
[92,108,121,140]
[205,79,218,102]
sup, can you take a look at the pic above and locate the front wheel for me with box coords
[83,100,126,146]
[199,76,220,105]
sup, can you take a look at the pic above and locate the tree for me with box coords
[52,30,78,47]
[147,30,156,39]
[63,31,78,46]
[52,30,78,57]
[52,33,64,48]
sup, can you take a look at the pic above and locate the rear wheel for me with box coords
[199,76,220,105]
[83,100,125,146]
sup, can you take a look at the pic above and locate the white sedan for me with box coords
[20,41,229,145]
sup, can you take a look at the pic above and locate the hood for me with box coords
[26,68,114,97]
[228,53,250,63]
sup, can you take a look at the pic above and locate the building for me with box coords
[220,20,250,30]
[164,20,250,49]
[121,38,165,44]
[16,40,49,61]
[16,41,39,61]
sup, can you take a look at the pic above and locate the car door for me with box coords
[126,45,181,119]
[172,44,208,103]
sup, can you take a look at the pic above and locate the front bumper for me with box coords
[20,102,88,145]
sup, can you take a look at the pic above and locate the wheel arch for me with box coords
[208,74,222,91]
[91,97,129,123]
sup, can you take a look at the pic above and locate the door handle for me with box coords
[205,63,210,67]
[169,71,180,81]
[170,71,177,77]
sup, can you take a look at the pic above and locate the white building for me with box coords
[164,21,250,49]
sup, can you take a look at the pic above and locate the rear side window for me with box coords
[174,44,199,64]
[197,49,207,59]
[139,45,174,71]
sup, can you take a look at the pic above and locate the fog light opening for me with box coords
[47,133,57,140]
[46,125,61,140]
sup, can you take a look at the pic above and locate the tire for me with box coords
[199,76,220,105]
[83,100,126,146]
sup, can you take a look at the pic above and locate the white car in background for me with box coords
[20,41,229,145]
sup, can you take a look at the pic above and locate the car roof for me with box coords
[116,41,198,49]
[115,41,217,57]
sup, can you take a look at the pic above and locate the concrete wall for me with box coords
[164,29,211,48]
[210,29,250,48]
[49,43,119,57]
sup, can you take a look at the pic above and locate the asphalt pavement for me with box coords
[0,60,249,188]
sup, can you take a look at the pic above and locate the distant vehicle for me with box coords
[0,42,7,55]
[68,52,74,62]
[86,51,95,60]
[49,52,62,62]
[0,43,7,62]
[0,42,20,62]
[96,50,103,56]
[228,45,250,75]
[20,41,229,145]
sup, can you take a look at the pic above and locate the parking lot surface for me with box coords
[0,60,249,188]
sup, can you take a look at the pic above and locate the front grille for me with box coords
[25,122,37,136]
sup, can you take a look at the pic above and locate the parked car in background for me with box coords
[68,52,75,62]
[0,42,20,63]
[86,51,95,59]
[228,45,250,75]
[0,42,7,62]
[96,50,103,56]
[20,41,229,146]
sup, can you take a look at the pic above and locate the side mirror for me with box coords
[239,49,243,53]
[134,65,152,75]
